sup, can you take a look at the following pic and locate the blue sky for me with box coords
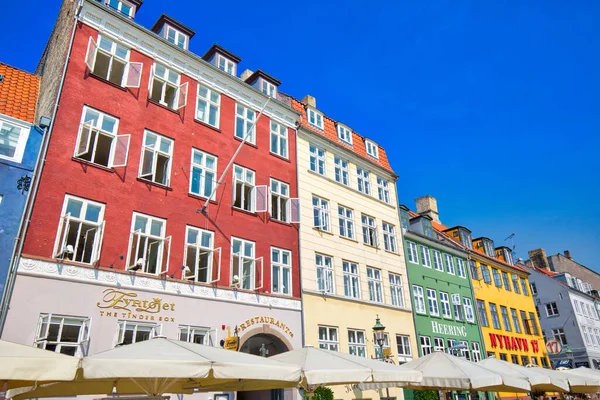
[4,0,599,270]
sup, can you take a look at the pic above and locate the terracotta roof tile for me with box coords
[289,97,395,175]
[0,62,40,123]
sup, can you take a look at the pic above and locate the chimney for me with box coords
[415,195,440,223]
[240,69,253,81]
[301,95,316,108]
[564,250,572,260]
[528,248,550,270]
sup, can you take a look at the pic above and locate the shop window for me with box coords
[35,314,90,357]
[179,325,212,345]
[115,321,160,346]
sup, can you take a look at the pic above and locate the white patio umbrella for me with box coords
[478,357,570,392]
[0,339,80,390]
[359,352,531,392]
[566,367,600,381]
[9,337,302,399]
[532,367,600,393]
[270,345,422,389]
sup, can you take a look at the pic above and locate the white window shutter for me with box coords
[139,149,154,178]
[75,122,93,157]
[111,134,130,168]
[91,221,105,265]
[210,247,221,283]
[253,185,268,212]
[36,314,51,342]
[53,214,71,257]
[124,62,143,88]
[254,256,263,291]
[161,236,172,274]
[85,37,97,71]
[286,198,300,223]
[125,230,140,270]
[182,245,195,280]
[176,81,188,110]
[147,63,155,93]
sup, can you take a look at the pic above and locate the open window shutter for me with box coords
[253,185,268,213]
[254,257,263,291]
[111,134,130,168]
[79,317,92,356]
[85,37,98,71]
[53,215,71,257]
[139,149,154,178]
[91,221,105,265]
[182,245,194,280]
[286,198,300,223]
[52,215,67,257]
[36,314,51,342]
[126,230,140,270]
[161,236,172,274]
[176,81,188,110]
[75,122,93,157]
[147,63,155,92]
[82,226,97,262]
[209,247,221,283]
[124,62,143,88]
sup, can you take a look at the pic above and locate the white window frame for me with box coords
[217,54,236,76]
[471,342,482,362]
[196,84,221,128]
[444,253,455,274]
[367,267,383,303]
[338,205,355,240]
[439,292,452,319]
[270,178,290,222]
[413,285,426,314]
[365,140,379,159]
[261,79,277,97]
[235,103,256,144]
[420,336,432,356]
[427,288,439,316]
[318,326,338,351]
[456,258,466,278]
[148,62,186,110]
[190,148,217,199]
[376,177,390,203]
[342,260,360,299]
[271,247,292,296]
[463,297,475,322]
[307,108,324,130]
[348,329,366,357]
[546,302,559,317]
[361,214,377,247]
[420,245,432,268]
[312,195,330,231]
[356,168,370,195]
[309,144,326,175]
[74,106,130,169]
[165,25,188,49]
[407,241,418,263]
[230,237,260,290]
[53,195,106,265]
[183,226,220,284]
[104,0,136,17]
[178,325,210,345]
[270,120,288,159]
[434,337,445,352]
[0,117,30,164]
[396,334,412,357]
[138,130,173,186]
[337,124,352,145]
[35,313,91,357]
[432,250,443,271]
[232,164,256,212]
[389,273,404,307]
[316,253,334,294]
[115,320,159,347]
[125,212,170,275]
[85,35,142,88]
[382,222,397,253]
[334,156,349,185]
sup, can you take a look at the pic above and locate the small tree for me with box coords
[303,387,334,400]
[414,389,440,400]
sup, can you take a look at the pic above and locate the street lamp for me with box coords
[564,345,574,368]
[373,315,386,359]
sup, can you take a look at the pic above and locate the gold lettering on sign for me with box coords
[236,316,294,338]
[97,289,176,322]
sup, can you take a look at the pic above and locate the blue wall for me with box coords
[0,125,44,298]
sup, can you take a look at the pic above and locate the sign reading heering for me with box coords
[96,289,176,322]
[431,321,467,338]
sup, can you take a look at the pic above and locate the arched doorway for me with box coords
[238,333,290,400]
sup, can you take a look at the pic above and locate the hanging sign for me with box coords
[222,326,239,351]
[546,339,562,355]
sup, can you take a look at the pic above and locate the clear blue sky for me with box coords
[4,1,599,270]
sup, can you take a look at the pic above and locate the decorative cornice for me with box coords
[18,258,302,311]
[302,289,413,313]
[79,0,299,129]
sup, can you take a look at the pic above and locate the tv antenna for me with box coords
[504,233,515,251]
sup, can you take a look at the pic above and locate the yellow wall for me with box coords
[297,131,416,400]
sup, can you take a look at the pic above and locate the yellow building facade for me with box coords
[292,96,416,400]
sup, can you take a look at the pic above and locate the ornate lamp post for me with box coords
[372,315,386,360]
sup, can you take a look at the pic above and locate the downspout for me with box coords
[294,119,306,348]
[0,0,81,336]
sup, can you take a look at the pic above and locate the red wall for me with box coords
[23,24,301,299]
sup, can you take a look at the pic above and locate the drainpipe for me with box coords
[0,0,81,336]
[294,120,306,348]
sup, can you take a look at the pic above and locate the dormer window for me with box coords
[217,55,235,76]
[166,26,188,49]
[482,238,495,257]
[458,227,472,249]
[261,80,276,97]
[307,108,323,130]
[337,124,352,145]
[104,0,137,18]
[502,248,513,265]
[365,140,378,159]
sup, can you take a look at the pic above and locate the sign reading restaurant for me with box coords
[431,321,468,338]
[96,289,176,322]
[238,316,295,338]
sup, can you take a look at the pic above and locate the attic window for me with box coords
[458,228,472,249]
[166,26,188,49]
[365,140,378,159]
[307,108,323,130]
[104,0,136,18]
[337,124,352,145]
[482,239,495,257]
[261,80,276,97]
[217,55,235,76]
[502,248,513,265]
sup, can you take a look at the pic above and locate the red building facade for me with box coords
[2,0,303,382]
